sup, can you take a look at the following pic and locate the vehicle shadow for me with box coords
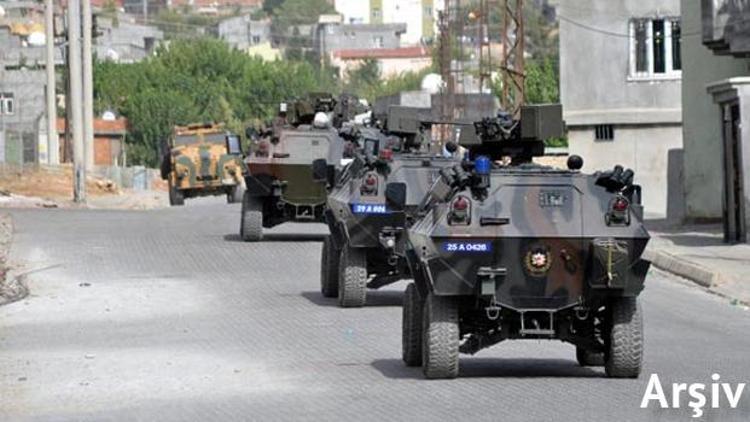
[371,358,604,379]
[300,290,403,307]
[223,233,325,243]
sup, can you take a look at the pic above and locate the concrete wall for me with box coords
[216,16,270,51]
[559,0,682,125]
[569,125,683,217]
[317,23,404,56]
[95,18,164,63]
[682,0,749,219]
[559,0,684,218]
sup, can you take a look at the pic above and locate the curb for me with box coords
[643,248,719,289]
[643,247,750,307]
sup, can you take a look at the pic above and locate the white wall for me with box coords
[334,0,370,24]
[569,125,683,218]
[382,0,423,45]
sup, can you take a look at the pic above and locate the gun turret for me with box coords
[467,104,565,164]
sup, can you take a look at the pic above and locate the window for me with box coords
[629,18,682,80]
[595,125,614,141]
[373,36,384,48]
[252,35,261,44]
[0,93,14,115]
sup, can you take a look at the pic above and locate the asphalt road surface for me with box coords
[2,198,749,421]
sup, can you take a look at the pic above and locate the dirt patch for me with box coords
[0,165,167,210]
[0,213,28,305]
[0,165,119,201]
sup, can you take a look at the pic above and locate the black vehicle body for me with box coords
[400,105,652,379]
[322,150,460,307]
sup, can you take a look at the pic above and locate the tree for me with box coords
[262,0,284,14]
[272,0,335,37]
[94,38,322,166]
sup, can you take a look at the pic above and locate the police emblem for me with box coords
[525,247,552,276]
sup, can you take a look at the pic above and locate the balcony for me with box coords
[703,0,750,56]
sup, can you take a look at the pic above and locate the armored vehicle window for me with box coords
[279,133,332,163]
[174,133,226,146]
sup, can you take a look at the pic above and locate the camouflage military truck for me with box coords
[160,123,245,206]
[320,121,462,308]
[400,105,651,379]
[240,95,348,241]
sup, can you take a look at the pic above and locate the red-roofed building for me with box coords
[57,118,128,166]
[331,46,431,80]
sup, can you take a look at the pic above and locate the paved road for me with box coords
[1,199,749,421]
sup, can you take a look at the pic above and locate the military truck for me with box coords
[400,105,651,379]
[160,123,245,206]
[240,94,348,241]
[320,124,461,308]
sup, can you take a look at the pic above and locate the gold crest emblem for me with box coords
[525,247,552,276]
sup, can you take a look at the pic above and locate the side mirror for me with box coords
[312,158,328,183]
[385,182,407,211]
[226,134,243,155]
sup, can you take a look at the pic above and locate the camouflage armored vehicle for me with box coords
[160,123,245,206]
[240,94,348,241]
[400,105,651,379]
[320,125,461,308]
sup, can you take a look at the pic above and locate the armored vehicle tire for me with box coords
[605,297,643,378]
[228,185,245,204]
[240,193,263,242]
[169,182,185,206]
[320,235,340,298]
[402,283,423,367]
[337,246,367,308]
[422,292,459,379]
[576,347,605,367]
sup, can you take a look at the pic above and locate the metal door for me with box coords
[722,103,746,243]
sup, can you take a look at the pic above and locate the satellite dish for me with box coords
[421,73,443,94]
[102,111,117,121]
[106,48,120,62]
[27,32,46,46]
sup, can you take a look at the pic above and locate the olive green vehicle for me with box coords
[160,123,245,206]
[240,95,348,241]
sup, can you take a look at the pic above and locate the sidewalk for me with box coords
[644,221,750,306]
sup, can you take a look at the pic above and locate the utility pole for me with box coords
[82,0,94,171]
[500,0,525,117]
[45,0,59,165]
[67,0,86,202]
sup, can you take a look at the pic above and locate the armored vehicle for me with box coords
[400,105,651,379]
[160,123,245,206]
[240,95,348,241]
[320,125,461,308]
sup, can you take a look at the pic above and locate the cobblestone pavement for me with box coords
[1,198,749,421]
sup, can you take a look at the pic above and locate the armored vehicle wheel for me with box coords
[402,283,424,367]
[337,246,367,308]
[576,347,605,367]
[605,297,643,378]
[227,185,244,204]
[240,193,263,242]
[320,235,340,298]
[422,292,459,379]
[169,182,184,206]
